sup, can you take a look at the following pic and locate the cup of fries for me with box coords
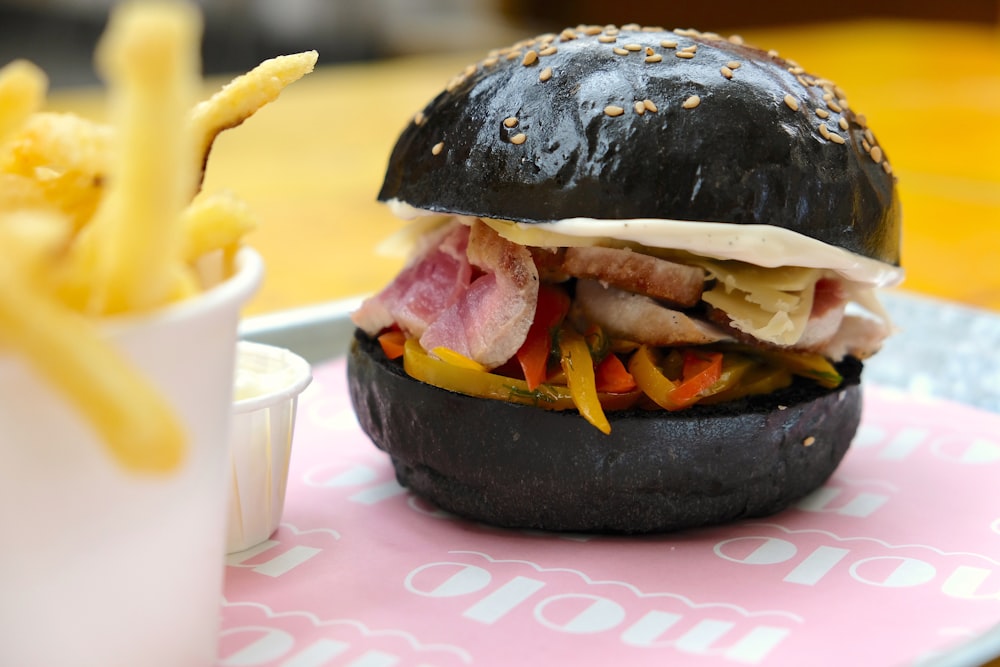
[227,341,313,553]
[0,2,316,666]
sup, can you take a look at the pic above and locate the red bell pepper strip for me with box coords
[516,284,570,390]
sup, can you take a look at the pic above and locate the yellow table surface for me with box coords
[50,19,1000,316]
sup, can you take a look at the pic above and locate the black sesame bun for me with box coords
[349,330,862,533]
[352,25,900,533]
[379,26,900,264]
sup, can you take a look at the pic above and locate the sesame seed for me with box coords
[624,43,643,51]
[634,101,646,115]
[803,436,816,447]
[857,113,868,127]
[675,51,695,59]
[522,50,539,66]
[643,99,658,112]
[818,123,831,140]
[727,60,741,69]
[660,39,678,48]
[767,49,780,58]
[828,131,846,144]
[838,98,850,110]
[413,111,425,125]
[783,94,799,111]
[796,76,810,88]
[482,56,499,67]
[702,31,721,39]
[583,25,603,36]
[432,142,444,155]
[559,29,578,41]
[539,67,552,82]
[613,47,629,56]
[643,25,664,32]
[510,133,527,145]
[864,129,875,145]
[675,28,700,36]
[506,50,522,61]
[788,65,805,75]
[721,66,734,79]
[870,145,883,163]
[838,117,849,131]
[680,44,698,53]
[815,107,830,119]
[539,45,558,56]
[645,46,654,56]
[682,95,701,109]
[622,23,641,31]
[645,54,663,63]
[604,105,625,117]
[464,64,477,77]
[882,161,893,175]
[827,99,843,113]
[598,34,617,43]
[503,116,518,128]
[729,34,745,45]
[862,138,871,152]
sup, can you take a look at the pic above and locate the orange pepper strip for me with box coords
[516,284,571,390]
[558,327,611,434]
[667,350,724,409]
[594,353,637,393]
[377,330,406,360]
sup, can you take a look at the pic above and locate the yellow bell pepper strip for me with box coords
[430,346,486,372]
[557,326,611,434]
[628,345,725,411]
[516,284,571,390]
[701,363,793,404]
[628,345,678,410]
[377,329,406,360]
[714,342,842,388]
[403,337,641,416]
[757,348,842,388]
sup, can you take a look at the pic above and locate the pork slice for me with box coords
[420,220,539,368]
[351,221,471,336]
[816,314,891,361]
[562,246,706,307]
[573,279,729,346]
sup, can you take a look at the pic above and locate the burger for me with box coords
[347,24,903,533]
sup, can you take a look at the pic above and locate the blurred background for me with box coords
[2,0,999,316]
[2,0,996,88]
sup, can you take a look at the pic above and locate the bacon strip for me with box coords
[351,222,471,337]
[561,246,706,307]
[420,221,539,368]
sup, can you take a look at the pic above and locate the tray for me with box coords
[235,290,1000,667]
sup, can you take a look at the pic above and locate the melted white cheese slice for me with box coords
[386,199,904,288]
[384,202,902,346]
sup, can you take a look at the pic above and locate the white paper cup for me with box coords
[0,248,263,667]
[227,341,312,553]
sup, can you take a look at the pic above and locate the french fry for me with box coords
[0,219,186,473]
[190,50,318,177]
[0,60,47,144]
[0,0,315,473]
[83,1,200,315]
[180,191,259,263]
[1,112,113,231]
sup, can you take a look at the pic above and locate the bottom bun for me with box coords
[347,329,863,533]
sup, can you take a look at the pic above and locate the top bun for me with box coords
[378,25,901,265]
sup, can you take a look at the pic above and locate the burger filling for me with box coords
[352,214,899,433]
